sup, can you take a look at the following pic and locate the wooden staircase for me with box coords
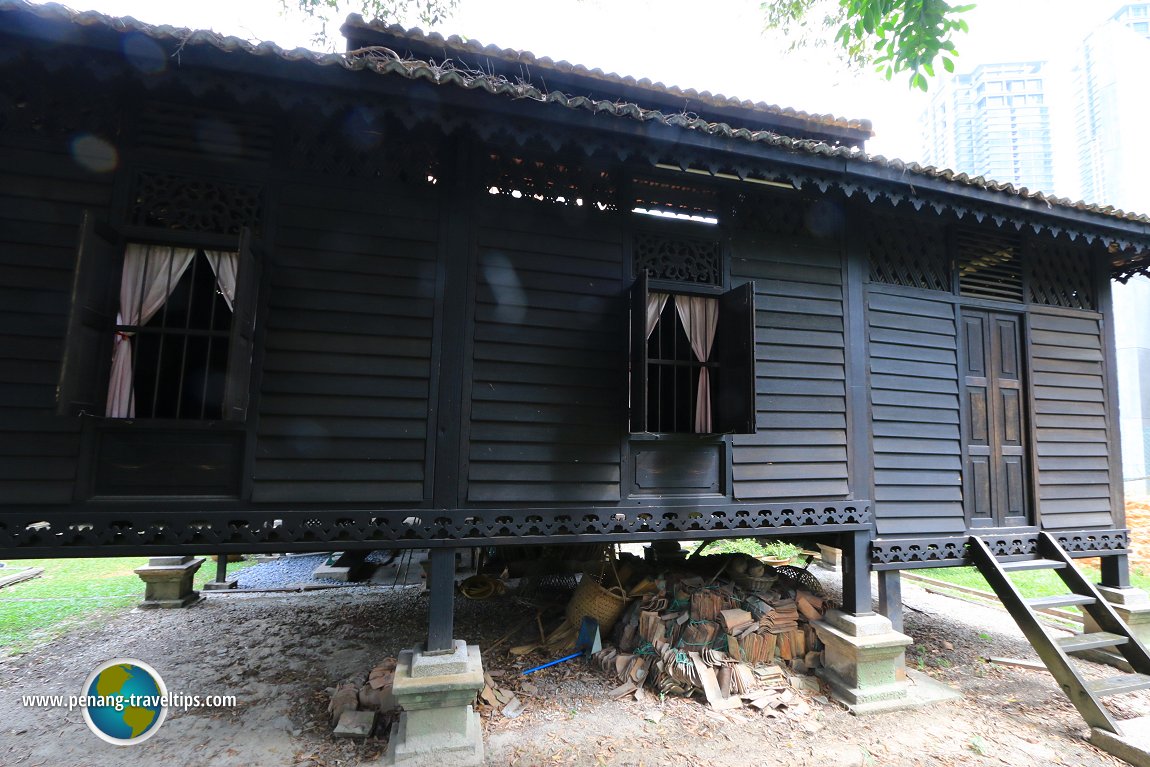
[969,533,1150,735]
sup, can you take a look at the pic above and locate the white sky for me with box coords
[34,0,1134,169]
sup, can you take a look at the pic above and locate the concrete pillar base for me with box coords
[1082,586,1150,645]
[202,576,239,591]
[817,544,842,567]
[813,610,913,714]
[384,642,484,767]
[134,555,205,609]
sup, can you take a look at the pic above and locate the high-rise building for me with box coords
[1073,4,1150,494]
[1072,3,1150,211]
[919,61,1055,194]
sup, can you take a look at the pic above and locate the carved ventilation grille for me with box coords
[480,151,617,210]
[129,171,262,235]
[1029,239,1096,310]
[137,102,274,164]
[867,217,950,291]
[288,108,441,183]
[956,227,1023,302]
[634,232,722,285]
[633,175,719,219]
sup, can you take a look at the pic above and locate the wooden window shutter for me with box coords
[56,211,122,416]
[221,228,260,421]
[629,271,650,433]
[715,281,757,434]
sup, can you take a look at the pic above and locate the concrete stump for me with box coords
[135,555,205,608]
[385,641,484,767]
[813,610,914,714]
[1081,586,1150,646]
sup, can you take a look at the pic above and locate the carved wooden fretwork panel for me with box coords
[129,170,262,235]
[633,231,722,285]
[479,149,617,211]
[0,501,870,555]
[871,530,1128,568]
[1029,239,1097,311]
[0,62,123,141]
[867,216,950,292]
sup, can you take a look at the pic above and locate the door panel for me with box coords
[963,309,1032,528]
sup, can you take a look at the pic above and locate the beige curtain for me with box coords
[646,292,670,339]
[105,244,196,418]
[204,250,239,311]
[675,296,719,432]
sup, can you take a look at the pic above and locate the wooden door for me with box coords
[962,309,1031,528]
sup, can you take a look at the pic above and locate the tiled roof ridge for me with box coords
[2,0,1149,226]
[341,15,874,137]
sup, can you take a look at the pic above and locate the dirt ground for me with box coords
[1,561,1148,767]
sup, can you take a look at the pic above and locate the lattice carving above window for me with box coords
[956,227,1023,302]
[129,171,262,235]
[1029,239,1096,310]
[634,232,722,285]
[480,151,617,210]
[867,217,950,291]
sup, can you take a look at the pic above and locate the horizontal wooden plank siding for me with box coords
[467,207,623,503]
[868,290,965,536]
[731,236,849,500]
[0,144,111,503]
[1029,309,1114,529]
[252,183,438,503]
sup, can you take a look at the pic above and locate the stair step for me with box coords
[1000,558,1067,572]
[1057,632,1129,653]
[1086,673,1150,697]
[1025,594,1095,610]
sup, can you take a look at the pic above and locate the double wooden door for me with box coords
[962,309,1032,528]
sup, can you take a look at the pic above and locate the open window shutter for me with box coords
[222,228,260,421]
[715,280,757,434]
[56,212,122,416]
[629,272,650,433]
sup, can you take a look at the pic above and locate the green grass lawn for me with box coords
[915,561,1150,605]
[0,556,255,656]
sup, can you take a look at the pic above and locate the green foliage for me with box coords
[0,557,255,656]
[762,0,975,90]
[701,538,773,557]
[284,0,460,45]
[758,540,802,560]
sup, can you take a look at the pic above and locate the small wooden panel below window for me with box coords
[632,442,722,495]
[93,427,242,497]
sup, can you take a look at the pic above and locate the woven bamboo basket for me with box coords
[565,550,629,633]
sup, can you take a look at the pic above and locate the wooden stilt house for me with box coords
[2,1,1150,699]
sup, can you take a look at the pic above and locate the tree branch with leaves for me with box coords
[763,0,975,90]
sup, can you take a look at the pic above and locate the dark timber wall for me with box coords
[253,179,439,504]
[467,203,624,504]
[0,140,110,504]
[1029,309,1114,530]
[867,289,965,536]
[731,232,850,501]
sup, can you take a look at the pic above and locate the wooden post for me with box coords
[841,530,873,616]
[427,547,456,654]
[215,555,228,584]
[877,570,903,632]
[1101,554,1132,590]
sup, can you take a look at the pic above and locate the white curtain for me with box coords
[105,244,196,418]
[645,292,670,340]
[675,296,719,433]
[204,250,239,311]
